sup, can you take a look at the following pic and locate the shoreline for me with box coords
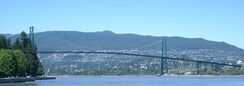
[53,75,244,78]
[0,77,56,83]
[1,75,243,83]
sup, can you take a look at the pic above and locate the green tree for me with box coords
[19,31,29,49]
[14,31,44,77]
[12,50,29,77]
[0,31,44,77]
[18,31,36,76]
[12,38,22,50]
[0,35,7,49]
[37,61,45,76]
[0,49,15,78]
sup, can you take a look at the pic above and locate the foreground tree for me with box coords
[12,50,29,77]
[0,33,45,78]
[13,31,44,77]
[0,49,15,77]
[37,60,45,76]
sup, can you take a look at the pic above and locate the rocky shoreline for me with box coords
[0,77,56,83]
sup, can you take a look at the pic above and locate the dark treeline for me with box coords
[0,31,44,78]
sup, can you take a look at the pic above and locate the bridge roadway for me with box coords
[37,51,241,68]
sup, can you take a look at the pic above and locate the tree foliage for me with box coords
[12,50,29,77]
[0,32,44,78]
[0,35,7,49]
[0,49,15,77]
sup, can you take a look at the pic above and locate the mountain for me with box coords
[3,31,244,75]
[0,34,13,38]
[4,30,243,51]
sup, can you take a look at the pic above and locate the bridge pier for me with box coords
[160,58,164,75]
[196,62,200,75]
[237,67,241,75]
[165,59,168,74]
[160,58,169,76]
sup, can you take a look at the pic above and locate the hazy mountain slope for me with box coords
[3,31,244,75]
[3,30,242,51]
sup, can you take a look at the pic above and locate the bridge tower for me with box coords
[160,37,168,75]
[29,26,35,45]
[196,62,200,75]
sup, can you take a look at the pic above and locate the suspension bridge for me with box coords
[29,26,242,75]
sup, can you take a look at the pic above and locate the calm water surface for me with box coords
[1,76,244,86]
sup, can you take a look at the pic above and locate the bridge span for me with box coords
[37,50,242,75]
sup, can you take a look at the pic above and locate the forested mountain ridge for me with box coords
[2,31,244,75]
[3,30,242,51]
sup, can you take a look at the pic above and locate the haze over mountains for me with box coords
[2,30,243,51]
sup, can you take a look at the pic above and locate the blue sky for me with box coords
[1,0,244,48]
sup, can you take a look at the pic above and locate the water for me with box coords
[1,76,244,86]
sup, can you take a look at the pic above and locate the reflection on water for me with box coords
[1,76,244,86]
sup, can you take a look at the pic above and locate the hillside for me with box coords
[3,31,244,75]
[4,30,242,51]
